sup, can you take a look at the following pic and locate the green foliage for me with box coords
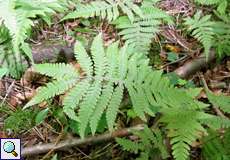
[25,33,178,138]
[195,0,228,14]
[206,89,230,113]
[0,25,10,44]
[35,108,49,125]
[4,109,36,133]
[149,74,230,160]
[63,0,144,22]
[113,4,172,54]
[184,11,216,57]
[116,125,169,160]
[201,129,230,160]
[0,67,8,79]
[184,9,230,58]
[212,19,230,57]
[0,0,66,62]
[23,33,230,160]
[24,34,155,138]
[3,1,229,159]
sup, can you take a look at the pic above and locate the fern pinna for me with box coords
[184,11,217,58]
[113,3,173,54]
[116,125,169,160]
[194,0,228,14]
[201,129,230,160]
[63,0,144,22]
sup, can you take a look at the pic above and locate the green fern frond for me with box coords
[184,11,216,57]
[106,85,124,131]
[91,33,107,78]
[160,108,207,160]
[201,115,230,129]
[90,82,114,134]
[63,79,91,122]
[195,0,222,5]
[24,78,77,109]
[116,137,142,154]
[116,126,169,159]
[113,5,172,53]
[63,0,143,22]
[195,0,228,14]
[0,67,8,79]
[106,41,119,78]
[201,129,230,160]
[206,89,230,113]
[78,82,102,137]
[34,63,79,79]
[74,40,93,76]
[126,82,147,121]
[25,34,155,137]
[0,25,10,44]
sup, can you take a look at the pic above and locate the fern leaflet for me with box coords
[184,11,216,57]
[63,0,143,22]
[113,5,172,54]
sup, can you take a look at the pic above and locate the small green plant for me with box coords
[24,33,157,138]
[4,109,36,133]
[184,11,216,57]
[0,67,8,79]
[116,125,169,160]
[201,129,230,160]
[195,0,228,14]
[112,2,172,54]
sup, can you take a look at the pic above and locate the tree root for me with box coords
[22,124,144,156]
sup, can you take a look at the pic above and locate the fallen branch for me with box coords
[30,42,217,79]
[22,124,144,156]
[32,42,74,63]
[174,50,216,78]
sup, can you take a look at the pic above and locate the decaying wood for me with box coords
[174,50,216,78]
[22,124,144,156]
[32,42,217,79]
[31,41,74,64]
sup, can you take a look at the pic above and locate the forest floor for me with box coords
[1,0,230,160]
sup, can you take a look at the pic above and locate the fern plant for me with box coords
[0,67,8,79]
[195,0,228,14]
[63,0,144,22]
[24,33,156,138]
[112,3,173,54]
[212,20,230,57]
[201,129,230,160]
[24,33,230,159]
[116,125,169,160]
[0,0,66,62]
[184,11,217,57]
[141,70,230,160]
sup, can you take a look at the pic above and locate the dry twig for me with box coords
[22,124,144,156]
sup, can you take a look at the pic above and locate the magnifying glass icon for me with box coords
[3,141,18,157]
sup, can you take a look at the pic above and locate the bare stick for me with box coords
[22,124,144,156]
[174,50,216,78]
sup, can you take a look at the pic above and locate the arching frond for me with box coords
[63,0,143,22]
